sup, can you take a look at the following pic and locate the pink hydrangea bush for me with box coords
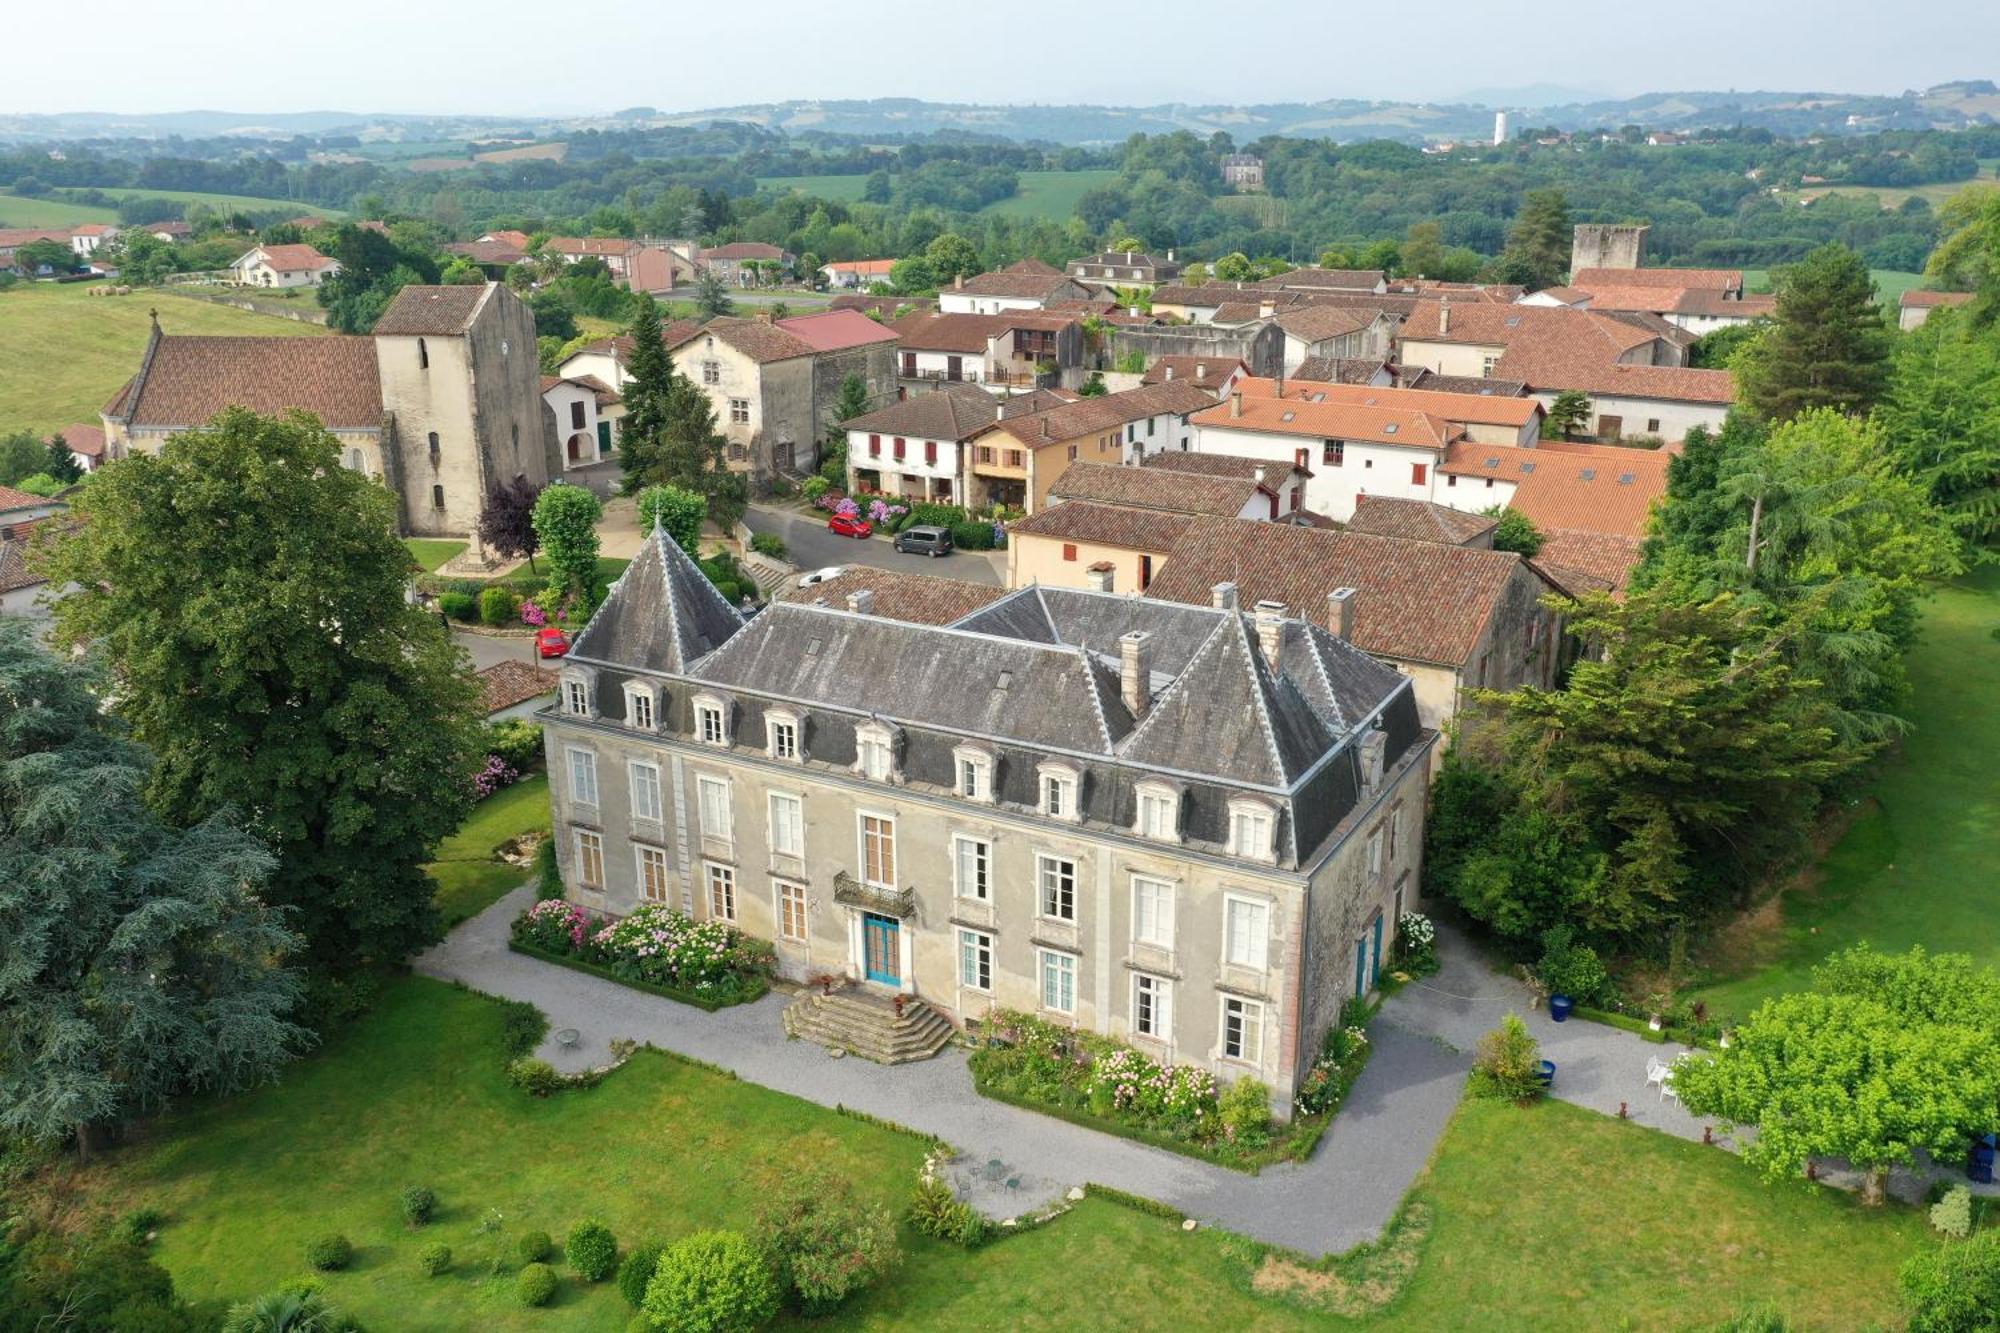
[512,900,774,1000]
[520,599,547,627]
[472,754,519,798]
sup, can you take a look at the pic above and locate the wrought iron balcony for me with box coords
[833,871,917,919]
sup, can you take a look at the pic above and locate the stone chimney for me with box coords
[1438,300,1450,335]
[1163,364,1175,381]
[1085,561,1115,593]
[1258,299,1276,319]
[1230,390,1244,418]
[1125,249,1135,262]
[1119,630,1152,718]
[1328,586,1357,641]
[1358,728,1388,792]
[1253,600,1286,669]
[1253,465,1266,487]
[954,272,965,290]
[846,589,874,616]
[1167,248,1176,263]
[1210,581,1238,611]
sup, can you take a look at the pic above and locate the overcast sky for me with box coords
[8,0,1993,117]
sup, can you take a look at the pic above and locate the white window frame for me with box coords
[855,722,897,783]
[628,760,664,824]
[958,928,994,992]
[1223,892,1271,971]
[566,746,599,807]
[1036,853,1077,922]
[1221,995,1265,1064]
[1131,875,1176,950]
[765,709,801,762]
[563,677,590,717]
[858,810,897,889]
[1038,948,1077,1015]
[951,744,994,803]
[1037,761,1080,823]
[573,827,604,889]
[1132,972,1172,1040]
[1134,780,1180,842]
[768,790,805,859]
[952,833,991,902]
[623,682,656,732]
[1227,798,1276,863]
[635,842,672,901]
[693,692,729,747]
[775,879,809,943]
[704,862,736,921]
[696,774,733,845]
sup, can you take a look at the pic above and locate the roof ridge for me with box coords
[1231,611,1296,785]
[1072,642,1118,753]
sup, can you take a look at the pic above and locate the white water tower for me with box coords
[1493,111,1510,146]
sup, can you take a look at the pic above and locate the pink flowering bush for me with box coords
[472,754,519,798]
[864,499,907,526]
[512,900,774,1002]
[520,599,547,627]
[832,497,860,518]
[811,491,849,513]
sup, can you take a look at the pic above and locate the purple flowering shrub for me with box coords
[811,491,849,513]
[520,599,547,627]
[473,754,519,798]
[512,900,774,1000]
[865,499,907,525]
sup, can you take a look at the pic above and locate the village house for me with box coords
[1275,305,1397,372]
[843,382,1012,504]
[45,424,105,474]
[1068,250,1183,291]
[700,242,793,286]
[0,229,76,273]
[665,309,900,481]
[229,243,340,288]
[1257,268,1388,296]
[545,236,642,280]
[443,238,531,276]
[937,262,1094,315]
[1293,357,1395,386]
[101,284,555,550]
[1140,356,1248,398]
[888,310,1084,392]
[964,381,1217,512]
[1393,299,1688,381]
[544,528,1434,1114]
[479,659,560,723]
[1220,153,1264,190]
[1899,289,1975,331]
[541,374,623,471]
[821,259,897,289]
[68,223,117,256]
[146,221,192,243]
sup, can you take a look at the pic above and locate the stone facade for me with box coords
[1569,223,1650,275]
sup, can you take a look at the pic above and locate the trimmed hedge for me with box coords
[1084,1182,1186,1221]
[438,591,478,621]
[508,940,768,1012]
[949,520,996,550]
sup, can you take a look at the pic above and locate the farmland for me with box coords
[1742,266,1926,306]
[0,193,119,228]
[757,168,1119,221]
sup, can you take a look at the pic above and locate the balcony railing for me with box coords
[833,871,917,919]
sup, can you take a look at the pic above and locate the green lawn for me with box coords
[979,169,1121,221]
[83,186,346,218]
[404,539,468,572]
[426,774,549,927]
[0,193,118,227]
[75,976,1932,1329]
[0,280,325,437]
[1694,567,2000,1018]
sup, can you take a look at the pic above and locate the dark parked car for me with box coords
[893,524,955,557]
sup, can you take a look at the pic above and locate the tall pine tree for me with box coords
[1738,243,1892,422]
[1501,189,1572,289]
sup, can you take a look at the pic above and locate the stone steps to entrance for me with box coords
[781,989,955,1065]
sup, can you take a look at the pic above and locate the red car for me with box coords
[535,626,571,659]
[827,513,873,539]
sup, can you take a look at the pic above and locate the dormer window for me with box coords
[1037,761,1081,823]
[693,693,729,747]
[1134,780,1180,842]
[1227,798,1277,863]
[623,682,656,731]
[855,722,899,782]
[765,709,801,762]
[952,744,994,803]
[563,676,591,717]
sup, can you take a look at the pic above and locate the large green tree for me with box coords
[1675,946,2000,1205]
[532,482,604,610]
[1501,189,1572,289]
[614,296,743,521]
[1737,243,1892,421]
[1873,310,2000,553]
[42,408,481,976]
[0,623,304,1160]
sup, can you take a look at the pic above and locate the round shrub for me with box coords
[480,585,522,626]
[1218,1077,1273,1144]
[566,1217,618,1282]
[508,1056,562,1096]
[517,1229,554,1265]
[400,1185,437,1228]
[516,1261,559,1308]
[618,1242,665,1309]
[642,1231,779,1333]
[948,520,995,550]
[418,1242,452,1277]
[438,591,478,621]
[799,475,831,501]
[304,1233,353,1272]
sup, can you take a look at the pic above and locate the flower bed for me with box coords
[509,900,773,1011]
[966,1010,1338,1173]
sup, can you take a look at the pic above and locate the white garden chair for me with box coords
[1646,1056,1678,1102]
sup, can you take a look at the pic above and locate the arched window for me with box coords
[427,431,440,465]
[431,484,445,510]
[417,337,429,370]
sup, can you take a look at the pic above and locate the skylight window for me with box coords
[1483,456,1500,468]
[1383,423,1397,434]
[1579,468,1596,480]
[1618,472,1636,485]
[1280,411,1296,422]
[996,670,1014,691]
[1519,462,1536,473]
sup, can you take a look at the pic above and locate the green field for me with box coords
[0,281,326,437]
[979,169,1121,221]
[1793,175,1998,211]
[86,186,346,218]
[1742,266,1926,306]
[61,969,1934,1330]
[1695,567,2000,1018]
[0,188,343,228]
[0,193,118,228]
[757,173,872,202]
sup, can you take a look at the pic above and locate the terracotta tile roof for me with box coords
[772,308,899,352]
[991,382,1214,446]
[480,230,531,248]
[1191,393,1457,450]
[1209,302,1281,325]
[843,383,1003,441]
[1345,496,1498,546]
[1007,501,1193,552]
[0,228,73,247]
[373,284,494,336]
[1248,376,1542,429]
[113,335,383,430]
[1671,289,1775,318]
[701,242,788,261]
[72,223,115,237]
[241,243,335,272]
[1531,285,1590,305]
[1399,300,1663,361]
[1900,290,1974,309]
[1275,304,1381,342]
[1572,266,1742,293]
[665,316,817,364]
[0,516,59,595]
[1140,451,1302,484]
[886,310,1074,353]
[1400,369,1529,396]
[0,486,51,513]
[1149,281,1285,309]
[1439,440,1670,538]
[774,565,1007,625]
[443,239,528,266]
[571,319,703,370]
[1257,269,1384,291]
[1048,461,1267,517]
[50,424,104,457]
[823,258,896,278]
[1000,387,1079,415]
[1525,361,1736,405]
[1145,518,1536,667]
[477,660,558,715]
[1534,528,1644,593]
[1001,258,1062,276]
[1292,356,1390,384]
[1141,356,1245,390]
[546,236,638,258]
[828,294,936,318]
[954,270,1079,300]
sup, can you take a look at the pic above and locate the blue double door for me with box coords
[1353,914,1384,997]
[863,913,901,985]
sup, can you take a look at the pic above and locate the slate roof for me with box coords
[568,524,747,674]
[1439,440,1671,538]
[1007,501,1194,552]
[478,660,558,715]
[775,565,1007,625]
[1048,461,1266,517]
[1344,496,1497,546]
[1145,518,1541,668]
[843,383,1003,441]
[373,284,495,336]
[108,332,383,430]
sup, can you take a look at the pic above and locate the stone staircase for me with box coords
[782,988,955,1065]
